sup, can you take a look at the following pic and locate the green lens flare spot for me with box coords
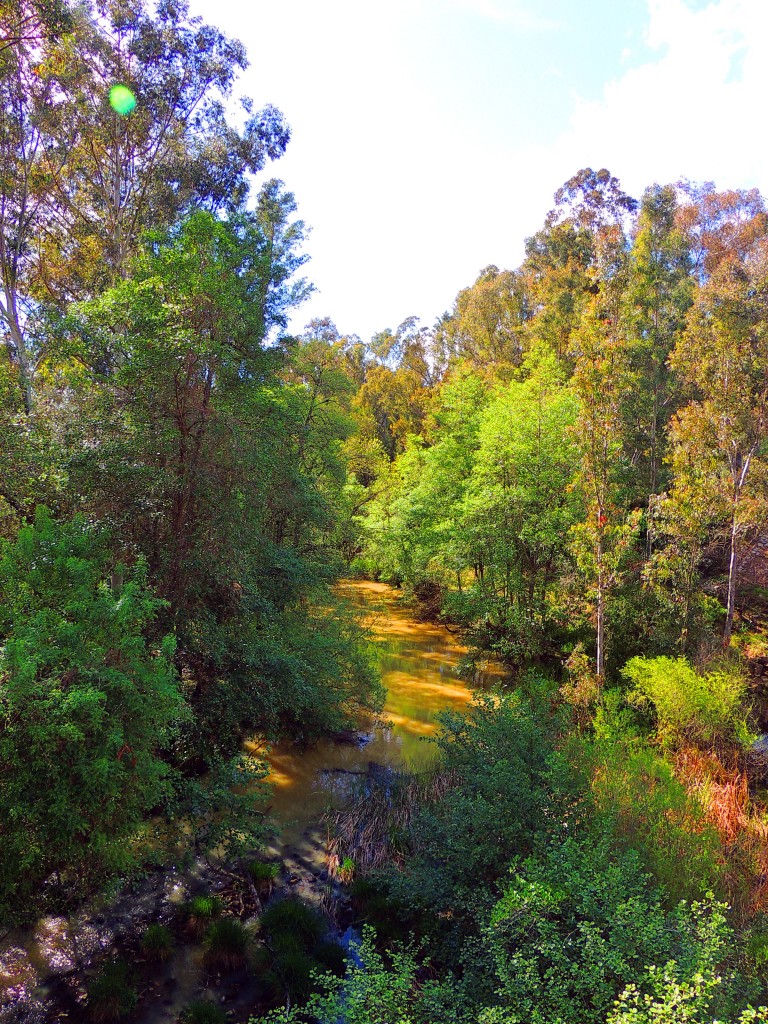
[109,85,136,115]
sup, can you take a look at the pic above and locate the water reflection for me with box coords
[260,581,505,849]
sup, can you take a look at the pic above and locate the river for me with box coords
[256,580,503,868]
[0,579,504,1021]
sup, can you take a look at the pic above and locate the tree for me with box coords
[571,308,639,678]
[620,184,693,514]
[0,0,290,413]
[434,266,529,372]
[669,219,768,643]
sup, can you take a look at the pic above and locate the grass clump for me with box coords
[260,898,325,949]
[246,860,280,882]
[179,999,227,1024]
[257,898,345,1006]
[87,959,138,1022]
[245,859,280,896]
[140,922,174,963]
[203,917,250,971]
[181,894,224,939]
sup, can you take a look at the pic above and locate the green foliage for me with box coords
[203,917,250,971]
[622,656,750,745]
[608,963,768,1024]
[87,960,138,1022]
[381,691,557,964]
[180,999,228,1024]
[139,923,174,963]
[0,508,184,919]
[250,928,428,1024]
[181,894,223,938]
[486,844,731,1024]
[585,732,724,902]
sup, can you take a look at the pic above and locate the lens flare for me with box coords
[109,85,136,115]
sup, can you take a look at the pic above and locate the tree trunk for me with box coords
[596,532,605,678]
[724,505,739,644]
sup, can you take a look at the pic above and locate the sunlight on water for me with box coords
[259,581,506,849]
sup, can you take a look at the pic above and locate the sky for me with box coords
[188,0,768,341]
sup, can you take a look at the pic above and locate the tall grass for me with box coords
[325,768,457,877]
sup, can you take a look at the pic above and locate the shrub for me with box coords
[87,960,138,1022]
[203,917,249,971]
[140,923,174,963]
[0,509,183,919]
[622,655,749,745]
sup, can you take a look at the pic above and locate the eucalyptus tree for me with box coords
[0,0,289,412]
[669,207,768,643]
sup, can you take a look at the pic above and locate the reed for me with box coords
[325,767,458,878]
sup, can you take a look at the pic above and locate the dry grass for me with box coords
[673,745,768,917]
[325,768,458,879]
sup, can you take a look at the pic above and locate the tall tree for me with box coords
[619,184,693,516]
[669,219,768,642]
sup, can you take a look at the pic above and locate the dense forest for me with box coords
[2,1,768,1022]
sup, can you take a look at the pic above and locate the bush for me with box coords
[622,655,750,745]
[384,692,555,929]
[0,509,183,919]
[203,917,249,971]
[486,841,733,1024]
[87,960,138,1022]
[140,923,174,962]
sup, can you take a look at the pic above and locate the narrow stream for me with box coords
[256,580,504,868]
[0,580,506,1020]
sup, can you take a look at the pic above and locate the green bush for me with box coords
[622,655,750,745]
[486,841,732,1024]
[87,960,138,1022]
[0,509,184,919]
[383,692,555,931]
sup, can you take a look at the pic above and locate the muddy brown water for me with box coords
[0,580,506,1021]
[258,580,504,864]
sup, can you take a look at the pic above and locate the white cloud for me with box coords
[529,0,768,200]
